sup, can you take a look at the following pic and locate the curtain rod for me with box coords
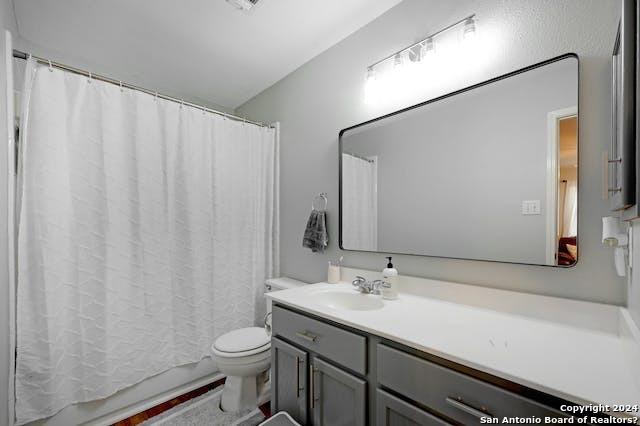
[344,152,375,163]
[12,49,273,129]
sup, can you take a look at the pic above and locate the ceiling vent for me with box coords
[226,0,260,11]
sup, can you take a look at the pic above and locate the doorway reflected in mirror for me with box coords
[557,116,578,266]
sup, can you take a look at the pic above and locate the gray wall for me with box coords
[0,4,17,426]
[343,58,577,264]
[237,0,625,304]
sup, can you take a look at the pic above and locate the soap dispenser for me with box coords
[382,256,398,300]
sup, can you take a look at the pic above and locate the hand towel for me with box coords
[303,210,328,253]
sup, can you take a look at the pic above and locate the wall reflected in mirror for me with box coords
[340,55,578,267]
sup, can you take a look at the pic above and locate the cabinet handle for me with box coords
[296,331,318,342]
[310,366,320,409]
[310,365,316,409]
[295,356,300,398]
[445,397,493,420]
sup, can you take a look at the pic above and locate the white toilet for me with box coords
[211,277,306,412]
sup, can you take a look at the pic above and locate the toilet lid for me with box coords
[214,327,270,353]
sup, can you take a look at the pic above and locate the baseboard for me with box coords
[86,372,226,426]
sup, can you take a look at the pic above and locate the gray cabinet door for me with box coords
[272,337,308,424]
[311,357,366,426]
[376,389,450,426]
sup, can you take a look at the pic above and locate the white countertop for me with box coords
[267,275,640,416]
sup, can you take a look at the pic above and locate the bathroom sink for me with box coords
[312,290,384,311]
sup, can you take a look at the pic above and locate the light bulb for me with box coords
[365,67,376,82]
[421,37,436,59]
[364,66,379,104]
[393,53,404,69]
[408,45,422,62]
[463,17,477,42]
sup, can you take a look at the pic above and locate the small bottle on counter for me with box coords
[381,256,398,300]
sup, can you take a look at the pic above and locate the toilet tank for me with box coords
[265,277,306,314]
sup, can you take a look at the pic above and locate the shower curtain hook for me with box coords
[119,81,123,92]
[87,71,92,84]
[48,59,53,72]
[154,91,158,101]
[180,99,184,109]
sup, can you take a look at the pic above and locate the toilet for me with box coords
[211,277,306,412]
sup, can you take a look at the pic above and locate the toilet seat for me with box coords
[212,327,270,358]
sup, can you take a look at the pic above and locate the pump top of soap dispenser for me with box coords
[386,257,393,268]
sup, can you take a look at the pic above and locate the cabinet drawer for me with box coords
[377,389,450,426]
[377,344,567,424]
[272,305,366,374]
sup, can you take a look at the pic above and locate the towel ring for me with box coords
[312,193,328,211]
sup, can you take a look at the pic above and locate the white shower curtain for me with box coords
[15,58,279,424]
[561,179,578,237]
[341,153,377,251]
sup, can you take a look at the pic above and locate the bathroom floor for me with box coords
[113,378,271,426]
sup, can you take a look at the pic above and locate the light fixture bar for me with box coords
[368,14,476,69]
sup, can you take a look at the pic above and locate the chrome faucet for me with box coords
[352,276,387,295]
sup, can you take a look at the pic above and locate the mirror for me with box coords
[339,55,578,266]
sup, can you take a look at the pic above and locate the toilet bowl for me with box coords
[212,327,271,412]
[212,277,306,412]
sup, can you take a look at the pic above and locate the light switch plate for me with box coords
[522,200,541,215]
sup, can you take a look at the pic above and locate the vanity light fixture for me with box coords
[364,14,477,103]
[367,13,477,74]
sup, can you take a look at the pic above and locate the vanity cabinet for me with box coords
[271,304,574,425]
[271,305,368,425]
[377,344,567,424]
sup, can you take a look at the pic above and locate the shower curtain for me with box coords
[560,179,578,237]
[15,58,279,424]
[341,153,377,250]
